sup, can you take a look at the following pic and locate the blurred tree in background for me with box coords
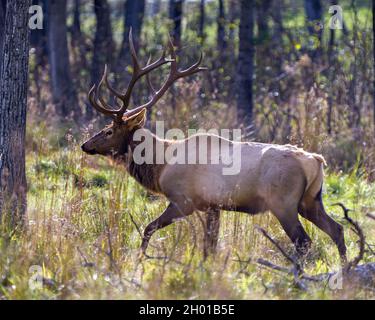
[47,0,80,118]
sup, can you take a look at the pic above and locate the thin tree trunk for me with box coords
[0,0,6,77]
[373,0,375,129]
[70,0,88,72]
[217,0,226,51]
[90,0,114,119]
[256,0,272,44]
[169,0,184,47]
[270,0,284,74]
[91,0,114,85]
[304,0,322,58]
[199,0,205,42]
[47,0,80,118]
[236,0,255,126]
[0,0,31,226]
[118,0,145,68]
[228,0,238,43]
[327,0,338,135]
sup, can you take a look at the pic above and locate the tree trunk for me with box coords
[373,0,375,129]
[118,0,145,68]
[91,0,114,86]
[0,0,6,77]
[169,0,184,47]
[217,0,226,51]
[304,0,322,57]
[199,0,205,41]
[0,0,31,226]
[256,0,272,44]
[228,0,239,43]
[69,0,88,72]
[47,0,80,118]
[236,0,255,125]
[89,0,114,119]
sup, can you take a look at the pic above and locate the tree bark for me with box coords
[118,0,145,68]
[217,0,226,51]
[0,0,31,225]
[236,0,255,125]
[373,0,375,129]
[47,0,80,118]
[91,0,114,86]
[169,0,184,47]
[89,0,114,119]
[199,0,205,41]
[0,0,6,77]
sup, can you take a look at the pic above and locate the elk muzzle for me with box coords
[81,141,97,155]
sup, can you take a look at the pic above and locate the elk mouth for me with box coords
[81,144,97,155]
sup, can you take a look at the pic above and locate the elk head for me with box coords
[81,29,206,157]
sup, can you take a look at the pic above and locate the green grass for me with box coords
[0,128,374,300]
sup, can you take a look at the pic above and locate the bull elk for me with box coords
[81,30,347,262]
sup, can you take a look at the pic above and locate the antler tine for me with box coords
[146,56,157,97]
[103,64,126,101]
[97,68,117,112]
[129,27,141,72]
[123,35,207,118]
[113,28,173,121]
[88,84,117,118]
[179,51,208,75]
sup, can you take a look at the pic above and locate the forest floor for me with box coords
[0,125,375,300]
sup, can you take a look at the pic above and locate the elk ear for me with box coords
[126,108,147,130]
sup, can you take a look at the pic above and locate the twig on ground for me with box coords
[255,225,303,275]
[255,225,307,290]
[332,203,365,272]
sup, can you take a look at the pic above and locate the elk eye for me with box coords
[106,130,113,136]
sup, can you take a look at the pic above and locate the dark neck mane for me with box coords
[116,129,168,194]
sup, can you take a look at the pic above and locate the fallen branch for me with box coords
[255,225,307,290]
[255,225,303,275]
[332,203,365,272]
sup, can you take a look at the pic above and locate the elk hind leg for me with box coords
[299,190,347,263]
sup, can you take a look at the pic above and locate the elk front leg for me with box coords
[141,202,193,255]
[203,208,221,259]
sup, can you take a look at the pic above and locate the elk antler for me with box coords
[123,34,207,118]
[88,29,206,122]
[88,28,172,122]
